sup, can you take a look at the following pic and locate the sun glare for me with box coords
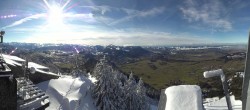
[48,5,64,25]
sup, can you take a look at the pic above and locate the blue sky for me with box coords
[0,0,249,46]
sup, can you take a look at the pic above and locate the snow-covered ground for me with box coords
[158,85,242,110]
[37,75,97,110]
[204,96,242,110]
[37,74,159,110]
[37,73,242,110]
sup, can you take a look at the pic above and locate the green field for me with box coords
[119,59,245,90]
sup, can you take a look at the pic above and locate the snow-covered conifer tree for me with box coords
[124,72,137,110]
[135,78,150,110]
[91,59,114,110]
[91,59,149,110]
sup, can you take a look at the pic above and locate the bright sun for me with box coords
[47,5,64,25]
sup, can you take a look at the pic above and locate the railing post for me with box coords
[242,32,250,110]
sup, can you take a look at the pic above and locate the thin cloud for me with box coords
[180,0,232,31]
[80,6,113,15]
[23,26,212,46]
[65,13,93,18]
[1,14,46,29]
[64,13,97,23]
[80,5,165,25]
[121,8,139,15]
[109,7,165,25]
[80,5,139,16]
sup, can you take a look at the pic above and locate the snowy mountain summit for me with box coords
[36,59,152,110]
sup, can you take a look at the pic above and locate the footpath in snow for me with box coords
[37,75,97,110]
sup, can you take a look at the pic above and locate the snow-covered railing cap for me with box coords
[203,69,232,110]
[204,69,224,78]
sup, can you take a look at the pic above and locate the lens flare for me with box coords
[74,47,79,54]
[0,14,17,19]
[9,48,17,55]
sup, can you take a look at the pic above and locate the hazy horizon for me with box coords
[4,41,248,47]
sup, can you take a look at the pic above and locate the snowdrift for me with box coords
[37,75,97,110]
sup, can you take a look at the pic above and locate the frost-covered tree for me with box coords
[91,60,114,110]
[135,78,150,110]
[110,71,127,110]
[91,59,149,110]
[123,73,149,110]
[123,72,137,110]
[91,58,126,110]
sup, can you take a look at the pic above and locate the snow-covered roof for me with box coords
[2,54,25,62]
[164,85,203,110]
[4,58,22,66]
[1,54,59,76]
[28,62,48,69]
[35,68,59,76]
[2,54,24,66]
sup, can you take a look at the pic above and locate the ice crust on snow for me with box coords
[164,85,203,110]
